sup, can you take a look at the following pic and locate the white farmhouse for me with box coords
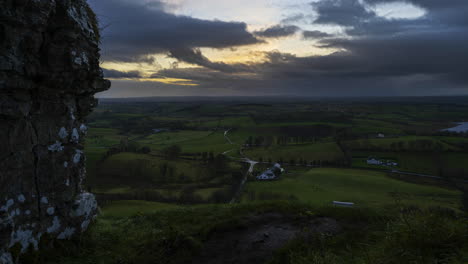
[367,157,382,165]
[257,170,277,180]
[257,163,283,181]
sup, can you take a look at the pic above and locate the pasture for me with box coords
[82,99,468,211]
[244,142,345,163]
[244,168,462,210]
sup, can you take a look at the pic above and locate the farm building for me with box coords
[367,157,382,165]
[256,163,284,181]
[152,128,170,133]
[367,157,398,167]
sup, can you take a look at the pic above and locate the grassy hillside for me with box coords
[245,168,461,210]
[244,143,345,163]
[19,201,468,264]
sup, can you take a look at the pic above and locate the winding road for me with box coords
[222,129,259,203]
[221,129,468,203]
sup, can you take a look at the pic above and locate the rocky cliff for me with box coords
[0,0,110,262]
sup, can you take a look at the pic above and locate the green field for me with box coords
[352,151,468,175]
[100,200,181,218]
[137,130,214,149]
[94,152,226,186]
[344,136,459,152]
[82,101,468,209]
[244,168,461,210]
[244,142,345,163]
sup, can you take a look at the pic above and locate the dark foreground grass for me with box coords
[271,207,468,264]
[18,201,468,264]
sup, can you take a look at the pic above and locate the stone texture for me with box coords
[0,0,110,261]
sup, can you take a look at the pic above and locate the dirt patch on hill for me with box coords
[193,213,340,264]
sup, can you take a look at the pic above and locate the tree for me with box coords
[213,154,228,173]
[162,145,182,160]
[141,146,151,154]
[159,162,169,183]
[127,141,140,152]
[265,135,274,148]
[246,136,253,146]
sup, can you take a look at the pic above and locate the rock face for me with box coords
[0,0,109,262]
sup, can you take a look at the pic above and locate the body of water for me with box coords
[443,122,468,133]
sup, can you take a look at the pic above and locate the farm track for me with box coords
[222,129,468,203]
[222,129,259,203]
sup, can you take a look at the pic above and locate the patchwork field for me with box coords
[81,99,468,213]
[244,142,345,163]
[244,168,462,210]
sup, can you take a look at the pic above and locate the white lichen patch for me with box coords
[81,219,90,230]
[65,178,70,186]
[17,194,25,203]
[67,5,95,37]
[47,216,61,234]
[72,51,90,66]
[25,210,31,215]
[0,199,14,212]
[57,227,76,240]
[58,127,68,139]
[64,161,68,168]
[0,251,13,264]
[69,107,76,120]
[47,207,55,215]
[48,141,64,152]
[70,193,97,219]
[74,57,83,65]
[9,228,38,252]
[73,149,83,164]
[81,53,89,64]
[41,197,48,204]
[71,128,79,143]
[79,124,88,134]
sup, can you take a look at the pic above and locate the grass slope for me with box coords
[245,168,461,210]
[19,202,468,264]
[244,142,345,162]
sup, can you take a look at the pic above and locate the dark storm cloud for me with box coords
[302,0,468,82]
[311,0,375,26]
[168,48,253,73]
[88,0,261,63]
[102,68,142,79]
[254,25,301,38]
[97,0,468,97]
[302,30,333,39]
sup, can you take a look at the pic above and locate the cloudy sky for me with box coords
[88,0,468,98]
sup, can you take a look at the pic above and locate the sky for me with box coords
[88,0,468,98]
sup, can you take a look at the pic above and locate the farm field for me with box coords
[352,151,468,175]
[81,98,468,213]
[100,200,181,218]
[244,168,462,210]
[244,142,345,163]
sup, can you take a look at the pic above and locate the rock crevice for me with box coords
[0,0,110,262]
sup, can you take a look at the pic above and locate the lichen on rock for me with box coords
[0,0,110,258]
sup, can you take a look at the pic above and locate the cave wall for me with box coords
[0,0,110,262]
